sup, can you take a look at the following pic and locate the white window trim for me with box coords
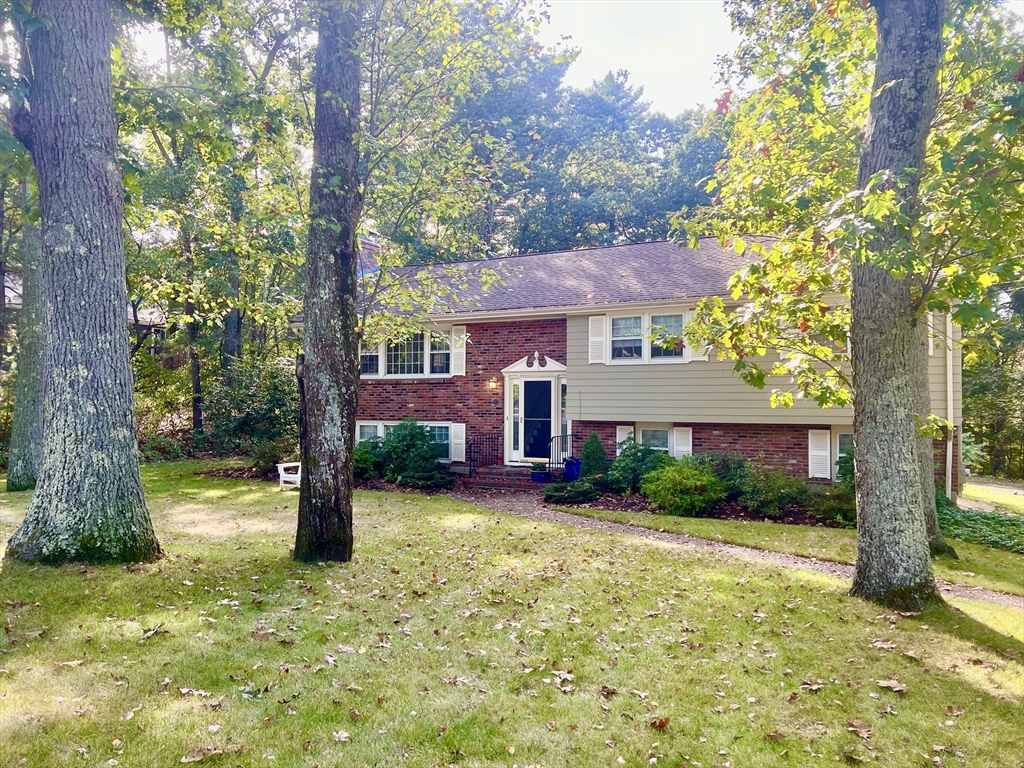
[831,425,854,481]
[601,309,704,365]
[360,327,457,380]
[356,420,459,463]
[634,422,673,453]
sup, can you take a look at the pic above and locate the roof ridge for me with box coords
[420,237,714,268]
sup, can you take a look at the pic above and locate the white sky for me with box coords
[534,0,740,117]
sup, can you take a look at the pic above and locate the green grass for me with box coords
[962,481,1024,515]
[557,508,1024,598]
[0,462,1021,767]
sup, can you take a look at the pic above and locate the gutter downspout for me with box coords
[945,313,955,500]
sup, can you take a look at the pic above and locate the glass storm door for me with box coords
[521,380,552,461]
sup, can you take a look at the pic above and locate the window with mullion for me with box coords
[360,344,380,375]
[429,331,451,374]
[640,428,670,452]
[426,424,451,460]
[610,316,643,360]
[650,313,685,359]
[386,334,425,375]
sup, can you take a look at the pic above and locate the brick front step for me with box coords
[461,477,544,491]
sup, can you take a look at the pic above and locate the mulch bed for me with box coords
[561,493,842,528]
[197,464,274,481]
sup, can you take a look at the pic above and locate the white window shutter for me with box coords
[615,425,634,455]
[672,427,693,458]
[808,429,831,478]
[684,310,709,362]
[450,423,466,462]
[451,325,467,375]
[588,316,606,364]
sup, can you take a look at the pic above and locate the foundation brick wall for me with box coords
[573,420,961,489]
[572,420,819,477]
[356,318,567,459]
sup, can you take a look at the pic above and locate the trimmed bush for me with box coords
[641,459,725,517]
[543,481,601,504]
[353,437,385,480]
[692,451,748,500]
[580,433,609,478]
[380,418,452,489]
[738,463,809,518]
[807,483,857,528]
[609,435,673,494]
[246,439,288,476]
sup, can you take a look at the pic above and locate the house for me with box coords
[352,239,964,497]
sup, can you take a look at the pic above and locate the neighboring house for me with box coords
[352,239,964,497]
[3,273,167,338]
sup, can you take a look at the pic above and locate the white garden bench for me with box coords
[277,462,301,491]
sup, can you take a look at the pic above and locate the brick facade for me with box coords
[356,318,567,458]
[571,420,821,478]
[572,420,962,491]
[359,318,962,491]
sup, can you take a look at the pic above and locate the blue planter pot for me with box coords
[531,471,550,483]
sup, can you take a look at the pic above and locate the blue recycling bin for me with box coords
[563,457,582,482]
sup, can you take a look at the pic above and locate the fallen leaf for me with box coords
[333,730,350,742]
[765,730,783,743]
[876,679,908,694]
[180,747,223,763]
[847,719,872,739]
[649,717,670,730]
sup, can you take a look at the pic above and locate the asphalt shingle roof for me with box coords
[427,237,755,314]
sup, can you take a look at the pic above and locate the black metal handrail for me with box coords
[548,432,577,472]
[466,431,503,477]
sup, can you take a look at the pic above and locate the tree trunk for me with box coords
[849,0,944,609]
[6,183,44,492]
[221,166,245,380]
[5,0,159,564]
[293,0,364,563]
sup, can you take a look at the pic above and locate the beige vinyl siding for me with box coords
[566,314,958,426]
[926,315,961,425]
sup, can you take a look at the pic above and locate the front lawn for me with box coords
[1,462,1022,767]
[962,479,1024,515]
[564,507,1024,598]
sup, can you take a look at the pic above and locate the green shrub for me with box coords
[245,439,290,476]
[353,437,385,480]
[692,451,749,500]
[641,459,725,517]
[380,418,452,489]
[204,358,299,452]
[835,450,855,487]
[543,481,601,504]
[580,433,609,478]
[936,490,1024,554]
[738,463,809,518]
[609,435,673,494]
[139,432,186,462]
[807,483,857,528]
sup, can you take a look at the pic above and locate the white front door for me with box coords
[506,376,560,464]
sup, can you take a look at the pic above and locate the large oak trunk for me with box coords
[849,0,944,609]
[6,184,44,492]
[5,1,159,564]
[293,0,364,563]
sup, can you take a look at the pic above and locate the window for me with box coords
[429,331,451,374]
[640,428,670,452]
[610,316,643,360]
[650,313,685,358]
[360,347,379,375]
[358,423,381,442]
[837,432,853,458]
[387,334,424,375]
[426,424,451,460]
